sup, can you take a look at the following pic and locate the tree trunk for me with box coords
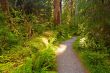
[75,0,78,16]
[69,0,73,16]
[15,0,18,8]
[0,0,9,14]
[54,0,62,24]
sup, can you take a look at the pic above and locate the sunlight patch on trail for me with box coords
[56,44,67,55]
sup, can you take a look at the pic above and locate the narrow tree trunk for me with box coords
[75,0,78,16]
[0,0,9,14]
[74,0,78,26]
[69,0,73,16]
[54,0,62,24]
[15,0,18,8]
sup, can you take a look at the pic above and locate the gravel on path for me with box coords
[56,37,88,73]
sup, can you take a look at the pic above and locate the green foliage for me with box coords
[4,0,110,73]
[9,0,53,21]
[77,0,110,43]
[73,37,110,73]
[73,1,110,72]
[0,0,76,73]
[33,48,56,73]
[0,35,57,73]
[0,7,58,73]
[82,51,110,73]
[34,0,53,21]
[12,57,32,73]
[56,24,74,42]
[0,11,5,24]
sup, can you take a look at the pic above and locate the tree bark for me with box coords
[69,0,73,16]
[0,0,9,14]
[54,0,62,25]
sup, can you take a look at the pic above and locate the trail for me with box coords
[56,37,88,73]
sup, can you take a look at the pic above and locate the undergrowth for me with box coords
[0,9,74,73]
[73,37,110,73]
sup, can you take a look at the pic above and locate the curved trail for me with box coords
[56,37,88,73]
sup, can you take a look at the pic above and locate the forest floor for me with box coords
[56,37,88,73]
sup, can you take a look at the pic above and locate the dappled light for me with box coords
[79,37,86,47]
[80,37,86,44]
[42,37,49,46]
[0,0,110,73]
[56,44,67,55]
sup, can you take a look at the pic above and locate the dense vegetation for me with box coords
[73,0,110,73]
[0,0,110,73]
[0,0,74,73]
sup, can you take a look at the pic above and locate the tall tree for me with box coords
[54,0,62,24]
[0,0,9,13]
[69,0,74,16]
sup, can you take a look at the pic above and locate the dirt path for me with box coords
[56,37,88,73]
